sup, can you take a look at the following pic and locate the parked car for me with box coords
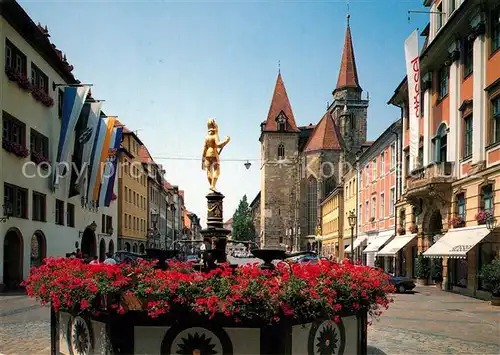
[387,274,416,293]
[185,255,200,263]
[113,251,148,264]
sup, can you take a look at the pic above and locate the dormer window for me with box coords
[276,112,287,132]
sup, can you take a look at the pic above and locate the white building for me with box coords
[0,2,117,291]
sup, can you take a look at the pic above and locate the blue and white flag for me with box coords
[79,102,103,197]
[53,85,90,189]
[98,127,123,207]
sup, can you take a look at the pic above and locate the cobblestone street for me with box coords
[1,286,499,354]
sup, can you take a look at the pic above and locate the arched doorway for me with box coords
[81,228,96,258]
[139,244,145,254]
[124,242,131,252]
[30,231,46,268]
[108,240,115,255]
[3,228,24,290]
[132,243,138,253]
[99,239,106,262]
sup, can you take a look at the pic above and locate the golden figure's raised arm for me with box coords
[216,136,231,149]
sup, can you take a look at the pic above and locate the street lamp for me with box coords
[348,210,357,263]
[486,214,498,231]
[1,201,13,223]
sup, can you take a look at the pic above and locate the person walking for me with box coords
[103,253,116,264]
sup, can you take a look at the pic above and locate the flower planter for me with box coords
[416,278,428,286]
[491,295,500,307]
[2,140,29,158]
[53,308,368,355]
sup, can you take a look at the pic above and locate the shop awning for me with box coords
[363,232,394,254]
[344,235,367,253]
[423,226,490,259]
[377,234,417,256]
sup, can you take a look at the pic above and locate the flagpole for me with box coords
[52,83,93,90]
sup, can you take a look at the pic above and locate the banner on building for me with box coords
[86,118,106,207]
[91,116,117,202]
[98,127,123,207]
[53,85,90,189]
[77,102,103,200]
[405,30,420,172]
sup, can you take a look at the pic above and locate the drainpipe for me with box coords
[355,152,360,262]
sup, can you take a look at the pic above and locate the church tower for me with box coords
[260,73,300,248]
[329,15,368,155]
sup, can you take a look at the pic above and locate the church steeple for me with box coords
[334,15,362,94]
[261,72,300,134]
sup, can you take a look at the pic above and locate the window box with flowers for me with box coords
[448,215,465,228]
[31,151,50,168]
[397,226,406,235]
[2,139,29,158]
[23,257,394,355]
[31,87,54,108]
[475,210,493,225]
[5,66,32,92]
[408,224,418,233]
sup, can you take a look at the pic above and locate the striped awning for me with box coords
[363,231,394,254]
[423,226,490,259]
[344,235,367,253]
[377,234,417,256]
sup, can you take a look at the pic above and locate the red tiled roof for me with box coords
[304,112,342,152]
[139,146,152,163]
[335,18,361,92]
[262,73,300,133]
[164,181,173,190]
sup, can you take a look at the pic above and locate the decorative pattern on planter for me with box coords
[70,316,93,355]
[308,319,346,355]
[162,325,232,355]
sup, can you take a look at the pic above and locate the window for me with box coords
[456,193,466,219]
[30,129,49,160]
[277,143,285,160]
[58,89,64,119]
[32,191,46,222]
[125,213,128,228]
[307,177,318,235]
[5,39,27,75]
[449,0,455,13]
[372,159,377,179]
[492,6,500,53]
[365,201,369,221]
[404,151,410,177]
[124,187,128,202]
[380,152,385,175]
[2,111,26,146]
[418,147,424,168]
[434,124,447,163]
[30,63,49,93]
[390,144,396,169]
[101,214,106,233]
[4,183,28,219]
[436,3,443,30]
[493,97,500,144]
[380,193,385,218]
[464,38,473,78]
[371,196,376,219]
[389,188,395,216]
[55,200,64,225]
[481,185,494,212]
[366,165,370,184]
[438,66,449,99]
[67,203,75,227]
[464,115,473,157]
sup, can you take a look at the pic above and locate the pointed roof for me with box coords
[262,73,300,133]
[304,112,343,152]
[335,16,361,92]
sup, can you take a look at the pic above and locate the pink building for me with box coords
[351,120,402,267]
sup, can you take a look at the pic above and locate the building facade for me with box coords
[387,0,500,298]
[355,120,402,267]
[259,17,369,250]
[342,167,358,260]
[0,2,117,290]
[117,129,148,253]
[319,187,343,259]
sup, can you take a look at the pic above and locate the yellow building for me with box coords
[319,187,342,259]
[342,167,358,260]
[117,126,148,253]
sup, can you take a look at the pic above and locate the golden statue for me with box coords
[202,118,230,192]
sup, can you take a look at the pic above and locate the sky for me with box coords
[19,0,428,227]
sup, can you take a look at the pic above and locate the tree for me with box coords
[231,195,255,243]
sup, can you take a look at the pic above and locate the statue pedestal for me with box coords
[200,192,230,264]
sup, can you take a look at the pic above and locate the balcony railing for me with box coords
[407,161,455,190]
